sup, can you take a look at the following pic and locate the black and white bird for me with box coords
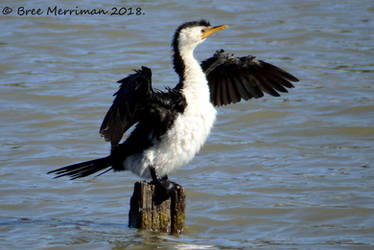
[48,20,298,194]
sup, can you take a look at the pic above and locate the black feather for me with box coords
[201,50,298,106]
[232,77,251,101]
[47,157,112,180]
[99,66,153,147]
[240,75,263,98]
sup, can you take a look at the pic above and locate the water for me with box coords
[1,0,374,249]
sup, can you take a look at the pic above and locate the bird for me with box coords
[48,20,298,196]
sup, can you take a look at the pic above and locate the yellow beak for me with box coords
[201,24,228,39]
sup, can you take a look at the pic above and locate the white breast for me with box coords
[124,73,216,178]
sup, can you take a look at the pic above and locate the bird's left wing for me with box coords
[201,50,299,106]
[99,66,153,148]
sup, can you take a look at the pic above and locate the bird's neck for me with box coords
[173,46,206,89]
[173,46,210,105]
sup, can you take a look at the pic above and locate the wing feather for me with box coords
[240,75,263,98]
[99,66,153,147]
[220,76,229,105]
[201,50,298,106]
[232,77,250,101]
[215,77,222,106]
[224,74,239,103]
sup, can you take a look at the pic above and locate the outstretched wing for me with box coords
[99,66,153,147]
[201,50,299,106]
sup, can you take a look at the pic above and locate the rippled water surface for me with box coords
[1,0,374,249]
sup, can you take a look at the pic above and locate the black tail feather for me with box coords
[48,156,112,180]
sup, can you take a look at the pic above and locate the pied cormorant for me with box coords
[48,20,298,196]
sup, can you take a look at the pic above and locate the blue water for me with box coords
[1,0,374,249]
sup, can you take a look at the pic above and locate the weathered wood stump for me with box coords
[128,181,185,234]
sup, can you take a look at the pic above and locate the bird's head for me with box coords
[172,20,227,80]
[172,20,227,53]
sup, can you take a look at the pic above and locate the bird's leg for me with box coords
[149,167,177,202]
[150,166,159,183]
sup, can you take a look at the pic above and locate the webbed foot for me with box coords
[149,167,177,203]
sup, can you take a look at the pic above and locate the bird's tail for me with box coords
[48,156,112,180]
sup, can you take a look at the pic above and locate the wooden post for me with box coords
[128,181,185,234]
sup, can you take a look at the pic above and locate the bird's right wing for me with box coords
[99,66,153,147]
